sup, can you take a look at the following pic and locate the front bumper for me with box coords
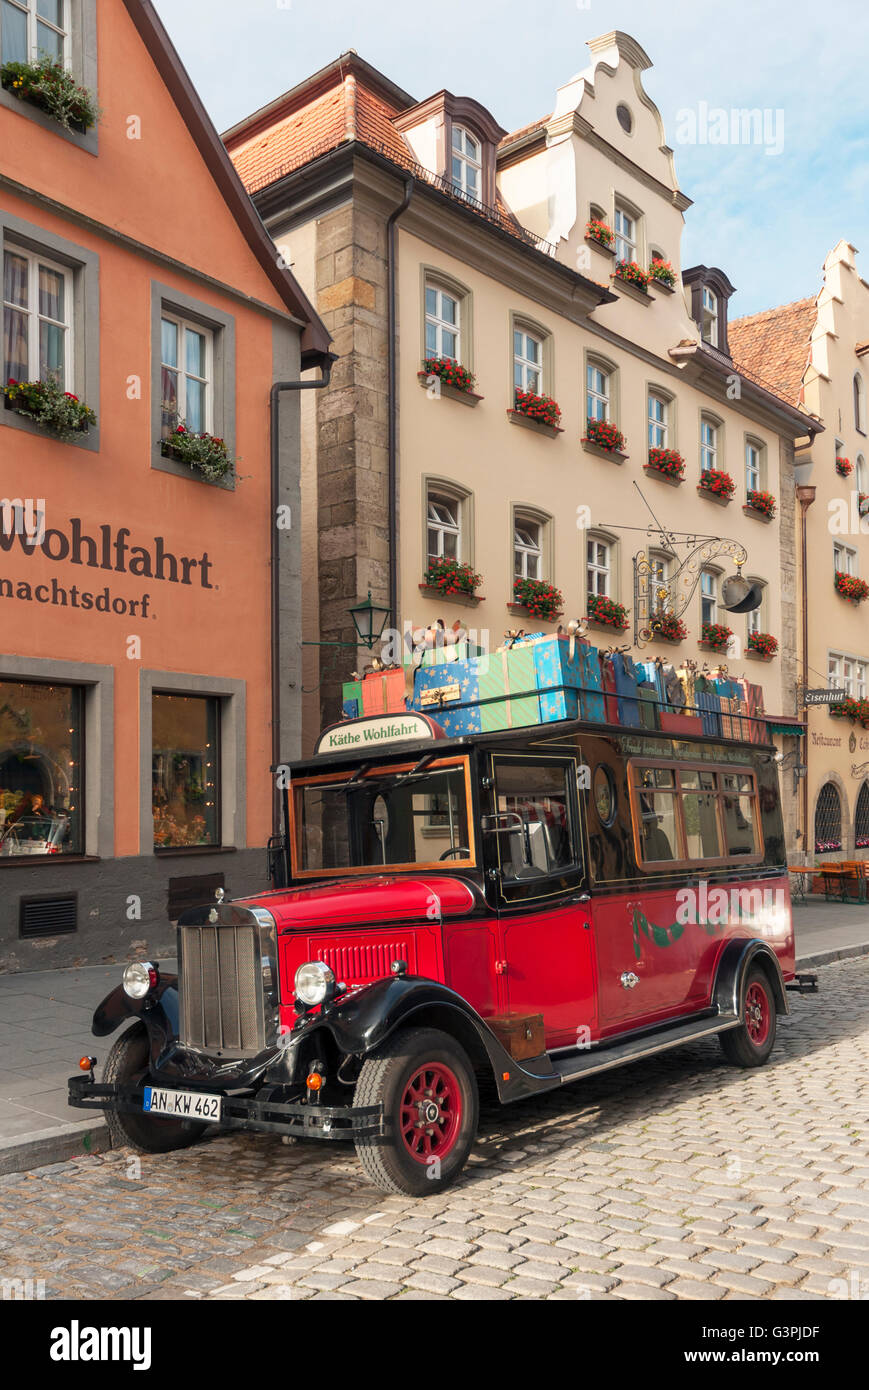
[68,1074,384,1142]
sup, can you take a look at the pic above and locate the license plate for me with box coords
[143,1086,221,1121]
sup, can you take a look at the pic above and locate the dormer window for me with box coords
[683,267,736,358]
[451,126,481,201]
[701,288,719,347]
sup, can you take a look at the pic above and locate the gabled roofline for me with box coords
[222,51,417,146]
[121,0,331,367]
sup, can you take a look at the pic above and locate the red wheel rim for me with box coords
[398,1062,463,1164]
[745,981,770,1046]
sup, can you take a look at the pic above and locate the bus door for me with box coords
[487,754,597,1049]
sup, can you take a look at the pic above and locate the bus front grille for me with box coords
[180,922,264,1053]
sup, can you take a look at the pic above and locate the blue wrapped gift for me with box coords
[610,652,642,728]
[410,660,481,734]
[577,643,606,722]
[530,635,582,723]
[696,689,722,737]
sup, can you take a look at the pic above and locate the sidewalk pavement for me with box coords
[0,903,866,1176]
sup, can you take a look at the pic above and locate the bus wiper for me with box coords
[391,754,435,787]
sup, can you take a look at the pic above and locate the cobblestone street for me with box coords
[1,957,867,1303]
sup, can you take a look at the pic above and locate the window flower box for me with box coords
[418,358,482,407]
[744,489,777,521]
[646,447,685,481]
[423,557,482,600]
[700,622,733,654]
[612,262,652,304]
[586,594,629,632]
[834,570,869,603]
[836,456,853,478]
[582,418,626,459]
[650,613,687,642]
[512,578,564,623]
[1,58,100,132]
[830,696,869,728]
[508,388,563,437]
[698,468,736,502]
[160,424,235,483]
[4,378,95,437]
[585,219,615,252]
[419,585,483,608]
[648,258,677,291]
[747,632,779,659]
[507,603,563,622]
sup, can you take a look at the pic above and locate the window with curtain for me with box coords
[587,537,612,597]
[1,0,68,65]
[427,488,462,563]
[160,313,213,437]
[3,243,71,389]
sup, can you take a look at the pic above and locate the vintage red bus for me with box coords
[70,710,816,1195]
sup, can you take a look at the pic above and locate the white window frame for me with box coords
[745,438,763,492]
[450,126,481,202]
[834,542,857,577]
[702,287,719,347]
[513,327,543,395]
[427,488,462,564]
[648,392,669,449]
[859,661,868,701]
[587,536,613,598]
[700,416,719,473]
[856,455,867,493]
[1,0,70,66]
[746,580,765,637]
[160,311,214,436]
[586,361,610,424]
[700,570,718,626]
[514,514,543,581]
[614,205,636,264]
[424,280,461,363]
[3,241,73,389]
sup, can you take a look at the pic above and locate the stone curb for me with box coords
[795,941,869,971]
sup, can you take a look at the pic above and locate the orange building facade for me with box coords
[0,0,330,968]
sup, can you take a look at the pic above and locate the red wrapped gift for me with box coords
[361,667,406,715]
[660,711,704,736]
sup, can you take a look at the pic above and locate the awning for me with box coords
[765,718,806,736]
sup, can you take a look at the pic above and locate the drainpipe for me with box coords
[796,484,816,858]
[270,360,333,837]
[386,173,415,636]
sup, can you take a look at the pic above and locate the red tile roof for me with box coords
[728,297,818,407]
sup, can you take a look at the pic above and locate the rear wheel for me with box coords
[102,1023,207,1153]
[719,966,777,1068]
[353,1027,478,1195]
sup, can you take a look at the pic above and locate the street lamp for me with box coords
[348,591,392,650]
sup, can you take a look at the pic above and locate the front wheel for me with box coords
[353,1028,478,1195]
[102,1023,207,1154]
[719,966,777,1068]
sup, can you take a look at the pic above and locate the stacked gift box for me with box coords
[341,625,768,744]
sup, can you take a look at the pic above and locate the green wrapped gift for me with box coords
[475,646,541,731]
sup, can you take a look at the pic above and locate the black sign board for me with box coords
[803,688,846,706]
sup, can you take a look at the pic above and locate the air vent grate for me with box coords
[19,894,77,938]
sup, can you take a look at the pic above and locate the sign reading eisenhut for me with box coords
[803,688,846,706]
[314,712,442,755]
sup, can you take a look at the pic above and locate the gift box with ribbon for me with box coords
[410,661,481,734]
[342,680,363,719]
[476,646,542,731]
[695,688,723,737]
[609,651,643,728]
[739,680,766,743]
[361,666,407,716]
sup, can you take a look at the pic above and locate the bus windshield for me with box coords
[293,758,474,875]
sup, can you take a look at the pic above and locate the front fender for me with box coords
[294,976,559,1104]
[92,975,180,1052]
[713,939,789,1018]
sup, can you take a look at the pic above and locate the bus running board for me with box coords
[553,1012,741,1085]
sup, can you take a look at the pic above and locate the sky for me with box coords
[153,0,869,317]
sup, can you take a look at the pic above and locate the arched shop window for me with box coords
[814,782,842,853]
[855,782,869,850]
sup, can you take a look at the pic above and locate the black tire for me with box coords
[102,1023,207,1154]
[719,965,777,1068]
[353,1027,478,1196]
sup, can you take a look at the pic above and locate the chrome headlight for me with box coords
[294,961,335,1007]
[123,961,158,999]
